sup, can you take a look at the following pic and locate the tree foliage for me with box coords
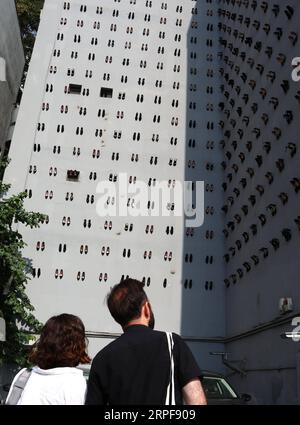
[0,159,45,366]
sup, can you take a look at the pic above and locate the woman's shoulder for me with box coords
[59,368,87,404]
[34,367,86,394]
[32,366,84,375]
[59,368,86,386]
[32,366,86,385]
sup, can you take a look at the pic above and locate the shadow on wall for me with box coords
[180,0,226,372]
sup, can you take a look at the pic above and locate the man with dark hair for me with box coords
[85,278,207,405]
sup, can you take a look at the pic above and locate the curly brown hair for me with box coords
[29,314,91,369]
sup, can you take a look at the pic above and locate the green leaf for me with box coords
[1,158,44,366]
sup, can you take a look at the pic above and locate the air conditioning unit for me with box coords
[279,298,293,314]
[67,170,80,180]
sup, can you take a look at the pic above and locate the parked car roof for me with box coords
[200,370,224,379]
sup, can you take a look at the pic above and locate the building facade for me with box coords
[4,0,225,374]
[218,0,300,404]
[0,0,24,155]
[3,0,300,404]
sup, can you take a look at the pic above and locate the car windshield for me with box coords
[202,376,238,399]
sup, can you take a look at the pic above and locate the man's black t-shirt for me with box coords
[85,325,202,405]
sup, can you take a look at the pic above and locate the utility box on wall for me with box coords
[279,298,293,314]
[0,57,6,82]
[0,317,6,342]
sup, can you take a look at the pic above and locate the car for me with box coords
[200,370,252,405]
[80,366,90,381]
[79,366,252,405]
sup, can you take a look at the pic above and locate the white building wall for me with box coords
[4,0,300,403]
[4,0,225,367]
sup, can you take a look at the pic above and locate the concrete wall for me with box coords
[3,0,300,404]
[182,0,226,374]
[4,0,225,370]
[0,0,24,152]
[219,0,300,404]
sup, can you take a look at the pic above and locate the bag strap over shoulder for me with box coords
[165,332,175,405]
[6,368,32,405]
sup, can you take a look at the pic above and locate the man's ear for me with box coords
[143,301,151,319]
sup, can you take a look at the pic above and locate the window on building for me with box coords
[69,84,82,94]
[67,170,80,181]
[100,87,113,98]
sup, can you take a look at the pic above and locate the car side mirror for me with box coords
[241,393,252,402]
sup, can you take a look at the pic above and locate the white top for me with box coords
[6,366,87,405]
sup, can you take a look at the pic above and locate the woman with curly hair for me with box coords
[6,314,91,405]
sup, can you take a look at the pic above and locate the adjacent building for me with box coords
[0,0,24,155]
[218,0,300,404]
